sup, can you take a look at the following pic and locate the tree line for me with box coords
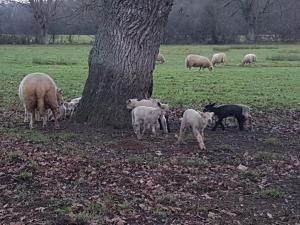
[0,0,299,44]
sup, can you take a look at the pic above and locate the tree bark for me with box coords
[247,24,256,43]
[40,24,49,44]
[75,0,173,128]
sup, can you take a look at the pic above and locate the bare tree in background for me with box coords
[1,0,64,44]
[75,0,173,128]
[28,0,64,44]
[224,0,279,42]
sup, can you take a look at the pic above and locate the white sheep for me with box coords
[126,98,160,109]
[211,53,226,66]
[65,97,81,118]
[186,54,213,71]
[126,98,170,134]
[47,104,67,121]
[242,54,256,65]
[131,105,166,140]
[156,53,166,64]
[70,97,81,105]
[176,109,214,150]
[19,72,63,129]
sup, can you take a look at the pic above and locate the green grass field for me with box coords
[0,44,299,110]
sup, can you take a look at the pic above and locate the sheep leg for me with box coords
[166,115,171,133]
[220,120,225,130]
[133,122,142,140]
[53,110,60,129]
[24,108,29,123]
[158,117,163,130]
[155,121,160,132]
[212,118,225,131]
[29,111,35,129]
[160,115,168,134]
[151,123,157,137]
[237,116,245,131]
[37,97,47,127]
[201,129,204,141]
[176,120,187,144]
[49,107,60,129]
[248,115,253,131]
[142,121,149,135]
[192,128,205,150]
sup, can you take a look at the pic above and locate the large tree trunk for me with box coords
[75,0,173,128]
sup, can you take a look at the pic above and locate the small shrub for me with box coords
[0,128,50,143]
[118,201,130,210]
[94,158,109,166]
[189,204,209,213]
[240,170,259,178]
[7,150,26,163]
[255,152,277,161]
[147,158,168,168]
[156,195,177,206]
[127,156,145,165]
[264,137,281,146]
[177,159,208,168]
[260,188,284,199]
[27,159,39,172]
[19,171,33,180]
[218,144,233,151]
[87,203,107,215]
[54,207,73,216]
[153,206,168,217]
[74,213,91,225]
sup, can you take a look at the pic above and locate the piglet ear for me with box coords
[211,103,216,107]
[157,102,162,108]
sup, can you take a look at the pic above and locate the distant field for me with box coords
[0,44,299,110]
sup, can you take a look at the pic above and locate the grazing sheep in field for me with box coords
[156,53,166,64]
[242,54,256,66]
[211,53,226,66]
[131,103,167,140]
[18,72,63,129]
[203,103,252,131]
[176,109,214,150]
[186,54,213,71]
[126,98,170,133]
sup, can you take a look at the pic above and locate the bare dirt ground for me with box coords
[0,108,299,225]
